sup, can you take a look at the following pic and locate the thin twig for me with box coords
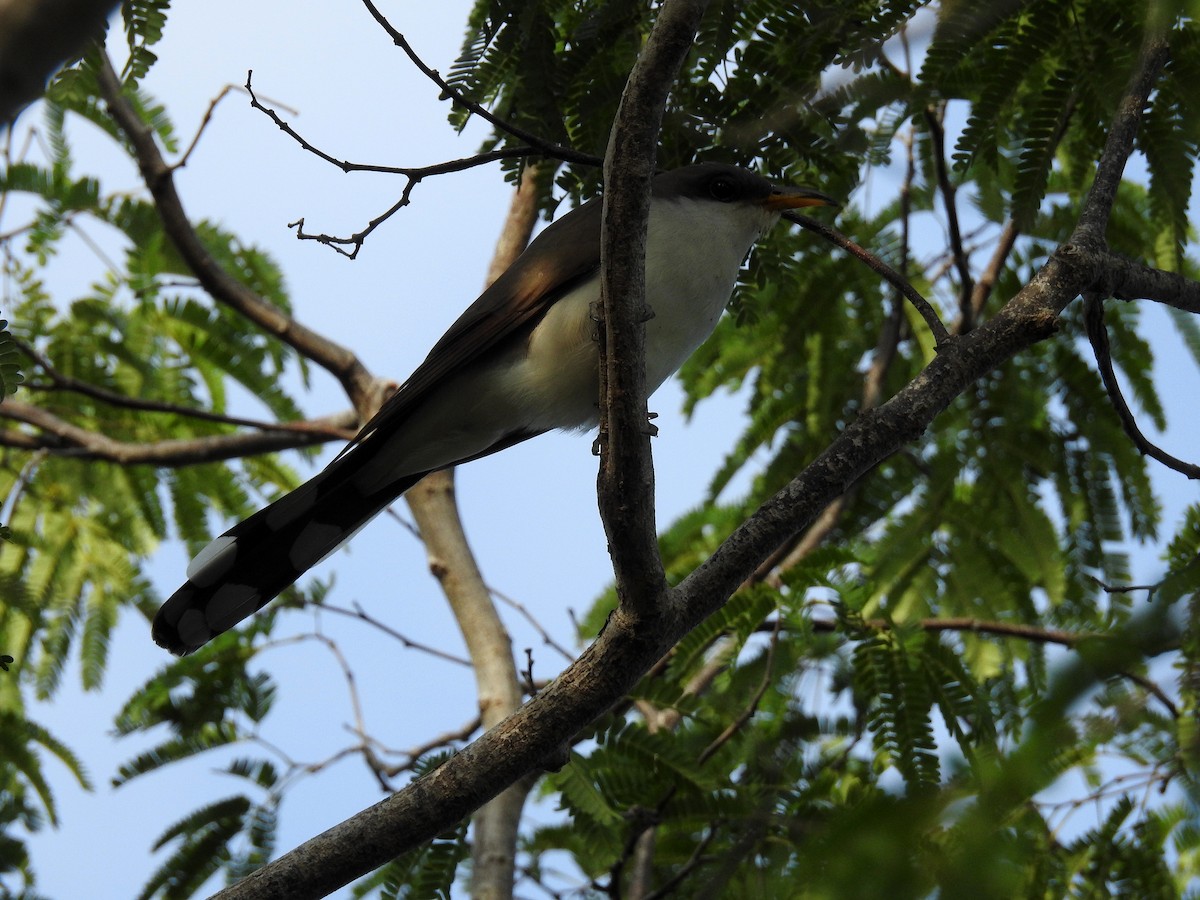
[490,587,577,664]
[14,337,356,440]
[0,399,352,464]
[968,219,1019,321]
[95,52,378,413]
[318,599,473,668]
[641,828,716,900]
[804,615,1085,647]
[923,105,975,329]
[786,211,951,347]
[697,618,781,765]
[247,72,536,178]
[357,0,599,168]
[1087,575,1160,595]
[0,448,45,523]
[173,84,238,171]
[1083,293,1200,480]
[380,716,483,779]
[1116,669,1179,718]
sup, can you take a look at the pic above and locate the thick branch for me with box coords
[595,0,710,620]
[1101,248,1200,314]
[93,53,378,415]
[1075,34,1169,239]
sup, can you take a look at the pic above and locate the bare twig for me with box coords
[968,219,1020,320]
[640,828,716,900]
[357,0,599,168]
[380,716,483,778]
[245,71,548,259]
[247,72,536,178]
[923,105,976,329]
[317,600,472,668]
[491,587,577,664]
[1088,576,1160,595]
[0,399,354,464]
[94,52,379,415]
[787,211,951,347]
[173,84,238,171]
[14,337,356,440]
[805,615,1088,648]
[0,447,45,523]
[1083,293,1200,479]
[817,614,1181,717]
[697,619,781,765]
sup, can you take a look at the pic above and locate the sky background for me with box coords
[6,2,1199,898]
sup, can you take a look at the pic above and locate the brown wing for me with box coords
[349,195,603,446]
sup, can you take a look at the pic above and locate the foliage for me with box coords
[0,10,305,892]
[0,0,1198,897]
[443,0,1200,895]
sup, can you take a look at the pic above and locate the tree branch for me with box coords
[0,400,354,465]
[357,0,599,169]
[923,105,975,329]
[1083,293,1200,479]
[1075,33,1169,239]
[93,52,379,415]
[318,600,472,668]
[787,211,951,347]
[968,218,1019,320]
[404,167,544,900]
[245,71,549,259]
[14,337,355,440]
[595,0,710,621]
[1100,248,1200,314]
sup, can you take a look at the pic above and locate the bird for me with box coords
[152,162,835,655]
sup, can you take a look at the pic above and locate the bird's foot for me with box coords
[645,411,659,437]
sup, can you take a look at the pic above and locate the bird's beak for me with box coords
[762,185,839,211]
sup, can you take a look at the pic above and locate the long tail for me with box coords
[152,454,427,655]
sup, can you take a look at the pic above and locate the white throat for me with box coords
[640,195,780,389]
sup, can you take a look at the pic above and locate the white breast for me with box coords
[641,196,776,389]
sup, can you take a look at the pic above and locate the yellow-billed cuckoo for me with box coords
[152,162,835,654]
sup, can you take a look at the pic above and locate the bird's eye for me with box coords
[708,176,736,202]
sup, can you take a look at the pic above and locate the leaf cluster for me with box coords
[3,0,1200,897]
[503,0,1200,896]
[0,15,312,889]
